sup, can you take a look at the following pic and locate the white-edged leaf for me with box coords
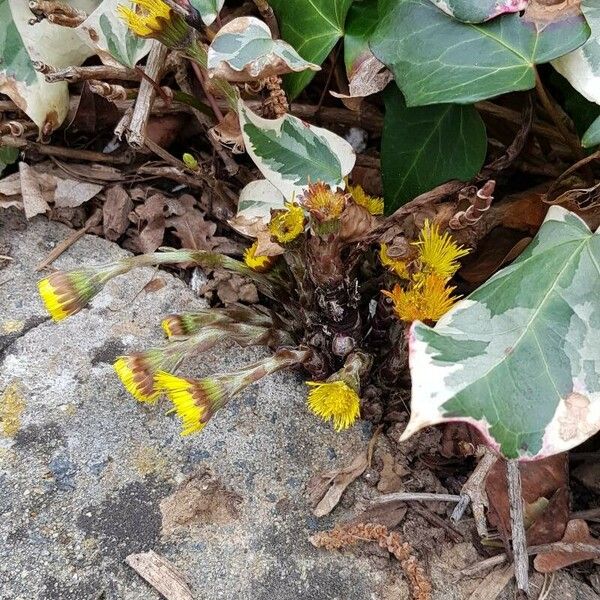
[582,115,600,147]
[0,0,96,131]
[238,99,355,199]
[552,0,600,104]
[229,179,286,237]
[76,0,152,68]
[190,0,224,26]
[207,17,320,82]
[404,207,600,460]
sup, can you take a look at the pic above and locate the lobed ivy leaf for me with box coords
[552,0,600,105]
[238,100,355,200]
[207,17,320,82]
[404,207,600,460]
[582,115,600,148]
[427,0,528,23]
[370,0,590,106]
[76,0,152,68]
[0,0,96,131]
[269,0,353,99]
[0,146,18,176]
[382,88,486,212]
[190,0,225,26]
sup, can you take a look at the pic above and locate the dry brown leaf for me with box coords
[211,111,244,154]
[534,519,600,573]
[103,185,133,241]
[308,449,369,518]
[377,452,406,494]
[19,162,54,218]
[351,500,408,530]
[127,193,166,253]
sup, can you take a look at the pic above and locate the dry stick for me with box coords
[0,136,132,164]
[410,503,465,543]
[127,41,169,149]
[507,460,529,596]
[451,447,497,537]
[253,0,279,36]
[534,70,586,163]
[44,64,141,84]
[545,150,600,202]
[373,492,462,505]
[36,210,102,272]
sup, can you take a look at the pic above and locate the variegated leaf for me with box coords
[404,207,600,460]
[190,0,224,26]
[582,115,600,147]
[552,0,600,105]
[76,0,152,68]
[208,17,320,82]
[238,100,355,199]
[0,0,96,131]
[428,0,528,23]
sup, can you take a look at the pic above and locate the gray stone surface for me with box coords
[0,210,407,600]
[2,210,598,600]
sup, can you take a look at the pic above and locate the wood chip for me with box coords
[125,550,194,600]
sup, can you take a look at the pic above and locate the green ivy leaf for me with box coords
[370,0,590,106]
[0,146,18,175]
[404,207,600,460]
[552,0,600,105]
[238,99,355,199]
[381,88,486,212]
[269,0,353,99]
[207,17,320,82]
[428,0,527,23]
[583,115,600,147]
[190,0,225,26]
[343,0,379,76]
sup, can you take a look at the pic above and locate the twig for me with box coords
[410,503,465,543]
[191,62,225,123]
[44,64,141,84]
[36,210,102,272]
[252,0,279,36]
[0,136,132,164]
[507,459,529,596]
[373,492,462,505]
[127,41,169,149]
[451,446,497,537]
[534,69,585,162]
[545,150,600,203]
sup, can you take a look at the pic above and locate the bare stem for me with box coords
[507,459,529,596]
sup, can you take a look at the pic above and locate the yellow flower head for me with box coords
[156,372,224,435]
[414,220,469,280]
[379,243,409,279]
[384,274,459,323]
[348,183,384,216]
[114,352,164,403]
[268,202,305,243]
[300,182,347,223]
[244,241,275,272]
[161,311,227,339]
[117,0,188,46]
[306,380,360,431]
[38,270,104,322]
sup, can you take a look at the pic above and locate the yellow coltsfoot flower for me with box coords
[300,182,347,223]
[118,0,188,47]
[38,269,106,322]
[414,220,469,281]
[114,351,165,403]
[156,372,223,435]
[306,380,360,431]
[379,243,409,279]
[348,183,384,216]
[244,241,276,272]
[384,274,459,323]
[268,202,305,243]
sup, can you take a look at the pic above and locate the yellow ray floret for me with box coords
[301,182,346,222]
[114,355,161,403]
[38,271,98,322]
[306,380,360,431]
[348,183,384,216]
[157,372,223,435]
[384,274,459,323]
[118,0,172,38]
[379,244,409,279]
[414,220,469,281]
[244,241,274,272]
[268,202,305,243]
